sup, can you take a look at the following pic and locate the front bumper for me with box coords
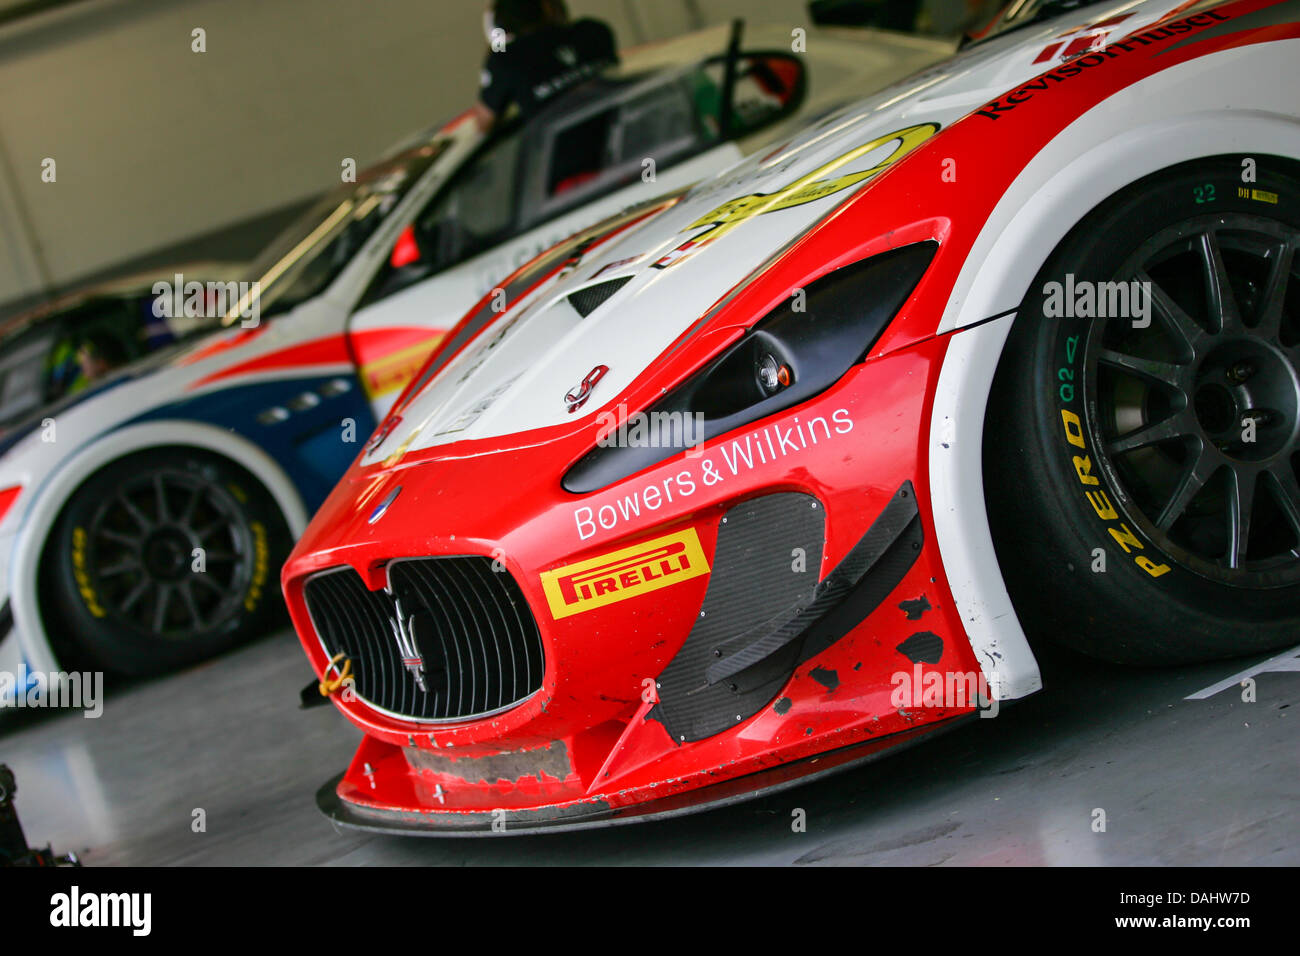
[284,333,989,831]
[317,720,963,835]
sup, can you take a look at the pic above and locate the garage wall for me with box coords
[0,0,824,311]
[0,0,505,308]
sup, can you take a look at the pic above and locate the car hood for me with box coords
[361,0,1203,467]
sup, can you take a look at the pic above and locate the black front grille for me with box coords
[303,558,544,721]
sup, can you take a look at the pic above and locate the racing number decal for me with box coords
[653,123,940,269]
[565,365,609,413]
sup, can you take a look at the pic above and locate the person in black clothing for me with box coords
[473,0,618,131]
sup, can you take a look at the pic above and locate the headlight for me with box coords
[563,240,937,493]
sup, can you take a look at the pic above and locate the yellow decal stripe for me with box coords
[682,122,939,247]
[360,336,444,399]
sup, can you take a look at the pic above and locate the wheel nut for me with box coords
[1227,361,1256,383]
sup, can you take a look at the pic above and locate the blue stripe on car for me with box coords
[125,375,375,513]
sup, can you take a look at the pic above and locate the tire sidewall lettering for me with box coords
[1055,322,1171,581]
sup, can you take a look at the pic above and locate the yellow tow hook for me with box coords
[318,653,353,697]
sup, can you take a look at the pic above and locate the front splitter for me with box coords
[316,717,968,837]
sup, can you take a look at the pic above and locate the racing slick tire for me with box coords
[985,155,1300,664]
[42,448,289,676]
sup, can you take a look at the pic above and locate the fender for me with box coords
[939,43,1300,335]
[929,313,1035,701]
[9,420,309,673]
[929,38,1300,700]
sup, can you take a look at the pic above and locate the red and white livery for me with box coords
[285,0,1300,832]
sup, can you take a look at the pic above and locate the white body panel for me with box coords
[928,314,1041,701]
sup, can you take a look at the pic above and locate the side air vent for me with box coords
[649,483,923,742]
[567,276,633,318]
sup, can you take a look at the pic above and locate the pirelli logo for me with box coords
[540,529,709,619]
[359,336,443,399]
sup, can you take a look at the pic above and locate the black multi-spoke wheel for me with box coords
[987,156,1300,664]
[44,450,289,676]
[1087,215,1300,586]
[84,470,256,636]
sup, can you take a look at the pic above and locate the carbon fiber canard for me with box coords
[651,484,921,742]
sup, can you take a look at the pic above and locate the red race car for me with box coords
[284,0,1300,833]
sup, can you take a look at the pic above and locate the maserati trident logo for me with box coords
[368,485,402,524]
[385,589,428,692]
[565,365,608,413]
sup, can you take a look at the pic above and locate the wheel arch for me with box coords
[928,45,1300,697]
[10,420,309,672]
[940,35,1300,337]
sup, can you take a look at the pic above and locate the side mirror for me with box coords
[700,51,808,140]
[405,216,469,272]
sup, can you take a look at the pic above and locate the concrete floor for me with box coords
[1,630,1295,865]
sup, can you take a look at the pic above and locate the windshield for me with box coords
[0,294,170,428]
[0,139,453,430]
[238,138,450,321]
[412,126,525,273]
[363,54,801,307]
